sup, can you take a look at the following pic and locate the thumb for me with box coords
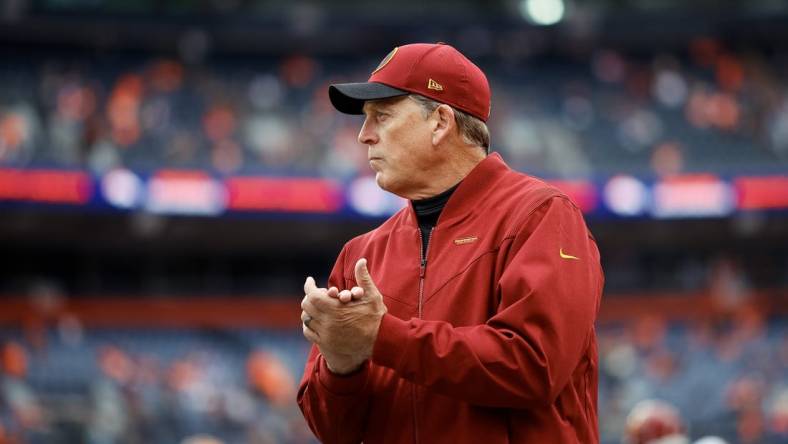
[354,258,378,294]
[304,276,317,295]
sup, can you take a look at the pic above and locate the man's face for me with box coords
[358,97,436,198]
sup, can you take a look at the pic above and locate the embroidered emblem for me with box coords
[559,248,580,260]
[372,47,398,74]
[454,236,478,245]
[427,78,444,91]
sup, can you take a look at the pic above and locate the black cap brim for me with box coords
[328,82,409,115]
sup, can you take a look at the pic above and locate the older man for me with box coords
[297,42,603,443]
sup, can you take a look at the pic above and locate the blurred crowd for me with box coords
[600,313,788,444]
[0,255,784,444]
[0,316,786,444]
[0,327,315,444]
[601,255,788,444]
[1,37,788,179]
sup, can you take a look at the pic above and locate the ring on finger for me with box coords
[303,314,313,328]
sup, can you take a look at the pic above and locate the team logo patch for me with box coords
[372,47,398,74]
[454,236,478,245]
[427,78,444,91]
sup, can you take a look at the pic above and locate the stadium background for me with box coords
[0,0,787,442]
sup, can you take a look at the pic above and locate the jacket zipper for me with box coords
[418,227,433,318]
[413,227,433,444]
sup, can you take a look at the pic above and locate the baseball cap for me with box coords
[329,43,491,122]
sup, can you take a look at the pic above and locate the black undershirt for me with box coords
[411,183,460,260]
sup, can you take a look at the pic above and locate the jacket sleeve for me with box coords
[296,242,372,444]
[371,196,604,409]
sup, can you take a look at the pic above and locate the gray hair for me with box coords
[408,94,490,153]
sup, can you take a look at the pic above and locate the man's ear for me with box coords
[431,104,456,146]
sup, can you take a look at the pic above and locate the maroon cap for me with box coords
[329,43,491,122]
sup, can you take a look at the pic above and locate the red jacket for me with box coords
[298,153,603,443]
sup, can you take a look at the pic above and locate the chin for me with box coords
[374,173,395,192]
[375,175,409,199]
[374,173,389,191]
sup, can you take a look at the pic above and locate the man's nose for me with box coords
[358,118,378,145]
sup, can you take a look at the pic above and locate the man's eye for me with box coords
[377,113,389,122]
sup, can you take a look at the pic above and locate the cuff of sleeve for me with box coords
[372,313,410,370]
[317,355,369,396]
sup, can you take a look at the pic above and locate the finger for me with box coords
[304,276,318,295]
[306,290,341,312]
[350,286,364,300]
[302,323,319,343]
[327,287,339,298]
[338,289,352,303]
[301,296,322,318]
[301,311,318,332]
[354,258,378,294]
[301,294,322,314]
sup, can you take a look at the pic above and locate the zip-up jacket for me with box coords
[297,153,604,443]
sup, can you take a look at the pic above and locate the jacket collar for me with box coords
[403,152,511,229]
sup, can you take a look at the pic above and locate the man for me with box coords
[297,42,603,443]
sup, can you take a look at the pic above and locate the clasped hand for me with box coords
[301,258,387,374]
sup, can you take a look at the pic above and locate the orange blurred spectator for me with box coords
[644,349,678,384]
[98,345,134,385]
[203,105,236,142]
[632,315,667,353]
[651,141,684,177]
[685,88,740,131]
[148,59,184,93]
[737,407,765,444]
[108,74,144,147]
[167,357,201,393]
[1,341,27,379]
[1,342,45,431]
[708,257,749,312]
[0,113,27,158]
[56,84,96,122]
[247,349,296,408]
[689,37,720,68]
[715,54,744,92]
[280,55,318,88]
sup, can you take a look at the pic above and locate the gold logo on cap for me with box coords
[427,79,443,91]
[372,47,398,74]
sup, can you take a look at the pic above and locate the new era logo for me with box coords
[427,78,443,91]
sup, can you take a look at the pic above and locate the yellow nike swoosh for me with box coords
[559,248,580,260]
